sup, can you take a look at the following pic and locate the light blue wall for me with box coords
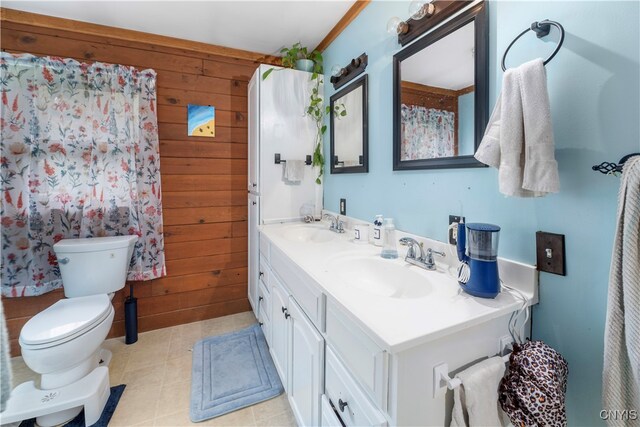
[322,1,640,425]
[457,91,475,155]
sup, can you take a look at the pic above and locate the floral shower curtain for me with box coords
[0,53,166,297]
[401,104,455,160]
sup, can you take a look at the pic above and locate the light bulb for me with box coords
[409,0,435,20]
[386,16,408,35]
[331,65,343,77]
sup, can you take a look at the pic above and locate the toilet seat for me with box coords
[20,294,112,349]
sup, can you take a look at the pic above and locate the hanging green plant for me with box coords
[262,42,327,184]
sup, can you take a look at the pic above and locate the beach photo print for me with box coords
[187,104,215,137]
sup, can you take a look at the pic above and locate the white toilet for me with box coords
[17,235,137,426]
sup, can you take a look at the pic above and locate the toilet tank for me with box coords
[53,235,138,298]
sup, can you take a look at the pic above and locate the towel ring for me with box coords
[501,20,565,71]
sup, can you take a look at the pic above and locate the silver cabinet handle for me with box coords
[58,257,70,265]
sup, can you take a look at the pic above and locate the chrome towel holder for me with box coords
[501,20,565,71]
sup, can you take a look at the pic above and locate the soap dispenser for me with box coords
[381,218,398,259]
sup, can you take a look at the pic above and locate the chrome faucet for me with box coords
[323,213,345,233]
[399,237,445,270]
[424,247,446,270]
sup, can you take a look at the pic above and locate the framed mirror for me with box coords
[393,2,488,170]
[330,74,368,174]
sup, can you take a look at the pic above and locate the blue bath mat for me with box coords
[19,384,125,427]
[190,324,284,422]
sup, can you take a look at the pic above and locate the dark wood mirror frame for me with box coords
[330,74,369,174]
[392,1,488,171]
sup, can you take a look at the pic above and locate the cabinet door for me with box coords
[288,298,324,427]
[248,73,259,192]
[248,193,259,314]
[270,277,289,389]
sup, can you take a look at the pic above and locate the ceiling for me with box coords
[401,21,475,91]
[1,1,356,55]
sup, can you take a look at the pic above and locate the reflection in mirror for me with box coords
[330,75,368,174]
[400,21,474,160]
[393,1,488,170]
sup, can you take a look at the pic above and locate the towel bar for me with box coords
[433,353,511,397]
[274,153,312,166]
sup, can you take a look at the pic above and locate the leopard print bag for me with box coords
[499,340,569,426]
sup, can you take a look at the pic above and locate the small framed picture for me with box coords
[187,104,215,137]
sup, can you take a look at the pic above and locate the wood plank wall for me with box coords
[1,20,261,356]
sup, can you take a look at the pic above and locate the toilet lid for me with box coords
[20,294,112,346]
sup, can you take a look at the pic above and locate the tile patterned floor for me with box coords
[10,311,297,427]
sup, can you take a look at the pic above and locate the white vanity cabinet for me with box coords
[287,297,324,426]
[266,267,324,426]
[254,225,535,426]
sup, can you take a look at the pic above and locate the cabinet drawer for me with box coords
[258,279,271,321]
[325,346,387,427]
[270,245,324,330]
[258,280,271,345]
[321,395,343,427]
[259,258,270,290]
[325,300,388,410]
[259,312,271,347]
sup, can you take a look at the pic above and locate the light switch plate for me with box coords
[339,198,346,216]
[536,231,566,276]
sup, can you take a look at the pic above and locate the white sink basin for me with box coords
[327,255,433,299]
[281,224,336,243]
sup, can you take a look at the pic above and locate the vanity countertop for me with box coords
[260,221,536,353]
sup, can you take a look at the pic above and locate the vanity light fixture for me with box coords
[329,53,368,90]
[331,65,347,79]
[391,0,474,46]
[386,0,436,36]
[409,0,436,20]
[386,16,409,35]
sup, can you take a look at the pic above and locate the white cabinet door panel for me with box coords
[270,276,289,390]
[248,193,259,314]
[248,71,259,193]
[288,298,324,427]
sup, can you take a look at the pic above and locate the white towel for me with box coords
[451,356,508,427]
[603,155,640,422]
[284,160,305,182]
[475,58,559,197]
[1,299,12,412]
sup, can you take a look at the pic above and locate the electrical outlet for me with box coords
[499,335,514,356]
[449,215,464,245]
[339,198,346,216]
